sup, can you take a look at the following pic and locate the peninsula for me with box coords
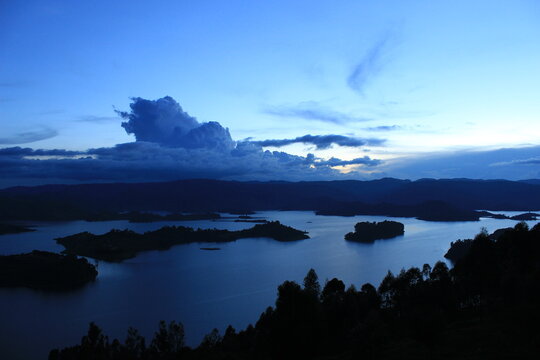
[56,221,309,261]
[0,223,35,235]
[0,250,97,291]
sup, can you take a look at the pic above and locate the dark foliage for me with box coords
[51,222,540,358]
[345,220,405,243]
[0,250,97,290]
[444,239,474,262]
[56,221,309,261]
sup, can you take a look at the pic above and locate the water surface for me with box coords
[0,211,536,359]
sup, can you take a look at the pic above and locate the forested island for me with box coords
[50,222,540,359]
[345,220,405,243]
[0,250,97,291]
[56,221,309,261]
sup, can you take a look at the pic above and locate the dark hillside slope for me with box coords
[379,178,540,210]
[1,178,539,220]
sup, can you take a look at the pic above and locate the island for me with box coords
[477,211,539,221]
[56,221,309,261]
[0,250,97,291]
[344,220,405,243]
[234,219,268,223]
[509,212,539,221]
[0,223,35,235]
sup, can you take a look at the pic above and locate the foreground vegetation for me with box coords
[0,250,97,290]
[50,222,540,359]
[56,221,309,261]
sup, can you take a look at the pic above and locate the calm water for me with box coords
[0,211,537,359]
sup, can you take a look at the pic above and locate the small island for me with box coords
[510,212,539,221]
[56,221,309,261]
[477,211,539,221]
[345,220,405,243]
[234,219,268,223]
[0,223,35,235]
[0,250,97,291]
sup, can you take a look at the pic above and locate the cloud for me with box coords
[263,102,371,124]
[0,147,84,157]
[252,134,385,150]
[379,146,540,180]
[0,128,58,145]
[118,96,235,151]
[316,156,382,167]
[490,157,540,166]
[0,96,385,187]
[363,125,401,132]
[0,142,382,185]
[78,115,119,123]
[347,35,391,94]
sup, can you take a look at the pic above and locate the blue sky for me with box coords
[1,0,540,186]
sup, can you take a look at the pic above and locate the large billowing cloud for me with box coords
[0,96,384,187]
[118,96,235,151]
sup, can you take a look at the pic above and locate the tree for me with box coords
[125,326,146,358]
[303,268,321,298]
[321,278,345,303]
[149,320,185,356]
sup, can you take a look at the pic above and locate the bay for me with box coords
[0,211,537,359]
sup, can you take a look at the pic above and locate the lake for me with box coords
[0,211,537,359]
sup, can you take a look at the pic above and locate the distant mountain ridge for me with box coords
[1,178,540,221]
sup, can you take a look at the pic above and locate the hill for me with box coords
[1,178,539,221]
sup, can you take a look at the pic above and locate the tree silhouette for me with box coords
[303,268,320,298]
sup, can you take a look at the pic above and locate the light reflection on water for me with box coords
[0,211,537,359]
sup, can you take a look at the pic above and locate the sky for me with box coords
[1,0,540,187]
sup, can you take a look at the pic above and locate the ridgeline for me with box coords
[3,178,540,222]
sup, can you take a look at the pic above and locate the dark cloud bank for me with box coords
[0,96,384,187]
[2,96,538,187]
